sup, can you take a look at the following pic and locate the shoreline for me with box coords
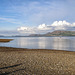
[0,47,75,75]
[0,46,75,52]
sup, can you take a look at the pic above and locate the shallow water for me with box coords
[0,36,75,51]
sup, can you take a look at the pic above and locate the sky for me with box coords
[0,0,75,35]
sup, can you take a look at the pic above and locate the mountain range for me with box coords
[1,30,75,37]
[29,30,75,36]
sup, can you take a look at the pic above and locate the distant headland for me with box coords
[1,30,75,37]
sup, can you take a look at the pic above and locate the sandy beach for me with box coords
[0,47,75,75]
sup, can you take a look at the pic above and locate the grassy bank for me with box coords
[0,47,75,75]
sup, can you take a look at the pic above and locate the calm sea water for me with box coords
[0,37,75,51]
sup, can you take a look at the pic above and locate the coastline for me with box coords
[0,47,75,75]
[0,46,75,52]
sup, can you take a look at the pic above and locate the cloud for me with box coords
[70,23,75,27]
[0,0,75,27]
[51,20,70,26]
[51,20,70,30]
[17,26,36,34]
[17,27,28,31]
[0,17,24,25]
[17,20,75,34]
[38,24,52,30]
[17,24,51,34]
[51,20,75,30]
[1,20,75,35]
[6,0,67,25]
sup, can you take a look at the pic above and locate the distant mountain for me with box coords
[2,30,75,37]
[29,34,44,37]
[29,30,75,36]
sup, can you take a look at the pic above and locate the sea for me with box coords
[0,36,75,51]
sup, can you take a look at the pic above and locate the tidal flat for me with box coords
[0,47,75,75]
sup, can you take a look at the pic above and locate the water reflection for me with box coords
[38,37,48,49]
[17,37,39,48]
[51,37,71,50]
[50,37,75,51]
[0,37,75,51]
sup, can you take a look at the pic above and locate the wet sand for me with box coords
[0,47,75,75]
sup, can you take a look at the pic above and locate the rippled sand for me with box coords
[0,47,75,75]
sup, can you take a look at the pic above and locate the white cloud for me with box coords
[17,27,28,31]
[17,20,75,34]
[51,20,75,30]
[17,26,36,34]
[53,26,66,30]
[51,20,70,26]
[72,23,75,27]
[17,23,53,34]
[38,24,51,30]
[38,24,46,29]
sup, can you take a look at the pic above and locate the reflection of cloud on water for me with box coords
[17,37,39,48]
[51,37,74,51]
[38,37,65,50]
[11,37,75,51]
[52,37,65,50]
[17,37,47,49]
[17,38,27,47]
[38,37,66,50]
[38,37,46,49]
